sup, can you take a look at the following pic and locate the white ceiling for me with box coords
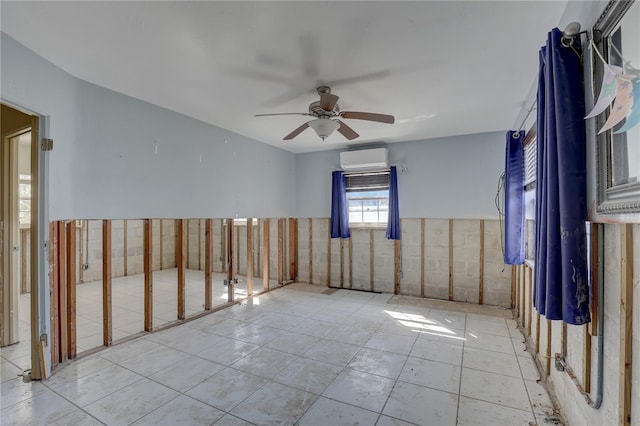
[1,1,568,154]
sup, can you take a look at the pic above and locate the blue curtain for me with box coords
[386,166,401,240]
[533,28,590,325]
[504,131,525,265]
[330,171,350,238]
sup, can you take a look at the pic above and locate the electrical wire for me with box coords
[495,172,506,272]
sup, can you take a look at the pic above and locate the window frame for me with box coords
[593,0,640,214]
[345,170,390,228]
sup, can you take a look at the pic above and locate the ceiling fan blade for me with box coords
[320,93,339,111]
[255,112,310,117]
[336,120,359,140]
[283,122,310,140]
[341,111,395,124]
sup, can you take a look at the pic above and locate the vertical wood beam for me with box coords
[66,220,77,359]
[420,218,425,298]
[394,239,401,295]
[448,219,453,301]
[186,220,191,270]
[256,219,261,279]
[590,223,599,336]
[198,219,202,271]
[545,318,552,376]
[176,219,185,320]
[59,221,68,362]
[263,219,270,290]
[348,237,353,288]
[308,219,313,284]
[247,218,254,295]
[159,219,164,270]
[220,219,225,273]
[511,265,516,309]
[340,239,345,288]
[288,218,297,281]
[535,312,541,354]
[561,322,567,356]
[369,230,374,291]
[20,229,28,293]
[227,219,234,302]
[205,219,213,310]
[277,219,284,284]
[49,222,59,369]
[144,219,153,331]
[327,219,331,286]
[619,224,633,426]
[123,219,128,276]
[479,220,484,305]
[102,220,112,347]
[527,266,533,336]
[235,223,240,276]
[584,324,592,393]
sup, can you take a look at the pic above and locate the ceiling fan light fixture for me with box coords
[308,118,339,141]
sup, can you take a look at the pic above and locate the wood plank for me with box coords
[394,240,401,295]
[619,224,633,426]
[20,229,28,293]
[49,221,59,369]
[420,218,425,298]
[308,219,313,284]
[66,221,77,359]
[348,237,353,288]
[235,223,239,276]
[256,219,261,278]
[227,219,234,302]
[511,265,516,309]
[205,219,213,310]
[159,219,164,270]
[561,322,567,357]
[288,218,297,281]
[123,219,128,276]
[546,318,552,376]
[247,218,254,295]
[198,219,202,271]
[340,238,344,288]
[144,219,153,331]
[527,265,533,336]
[448,219,453,301]
[327,219,331,286]
[102,220,113,347]
[590,223,599,336]
[584,324,592,393]
[186,220,191,270]
[369,230,374,291]
[59,220,68,362]
[176,219,185,320]
[220,219,225,273]
[479,220,484,305]
[277,219,284,284]
[263,219,270,290]
[535,312,541,354]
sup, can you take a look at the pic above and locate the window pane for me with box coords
[346,187,389,225]
[19,199,30,212]
[19,183,31,198]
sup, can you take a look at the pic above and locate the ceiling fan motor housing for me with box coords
[309,101,339,117]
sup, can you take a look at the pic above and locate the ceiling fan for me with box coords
[255,86,395,141]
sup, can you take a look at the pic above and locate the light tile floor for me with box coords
[1,281,557,425]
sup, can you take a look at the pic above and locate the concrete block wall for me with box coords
[297,217,512,307]
[518,223,640,426]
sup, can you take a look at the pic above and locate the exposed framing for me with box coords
[263,219,270,290]
[144,219,153,331]
[102,220,113,347]
[247,218,254,295]
[619,224,633,425]
[66,220,77,359]
[205,219,213,309]
[176,219,185,320]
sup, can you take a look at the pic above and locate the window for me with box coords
[524,137,537,189]
[18,174,31,226]
[346,172,389,225]
[594,0,640,214]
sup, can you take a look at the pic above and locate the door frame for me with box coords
[1,99,49,379]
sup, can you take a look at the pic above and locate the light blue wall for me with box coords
[1,33,296,220]
[296,132,506,219]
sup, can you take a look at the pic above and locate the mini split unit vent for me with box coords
[340,148,389,171]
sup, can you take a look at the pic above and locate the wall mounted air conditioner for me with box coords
[340,148,389,171]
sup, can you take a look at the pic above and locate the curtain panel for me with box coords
[533,28,590,325]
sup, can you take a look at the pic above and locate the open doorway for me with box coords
[1,103,42,380]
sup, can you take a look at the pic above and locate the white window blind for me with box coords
[524,139,537,187]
